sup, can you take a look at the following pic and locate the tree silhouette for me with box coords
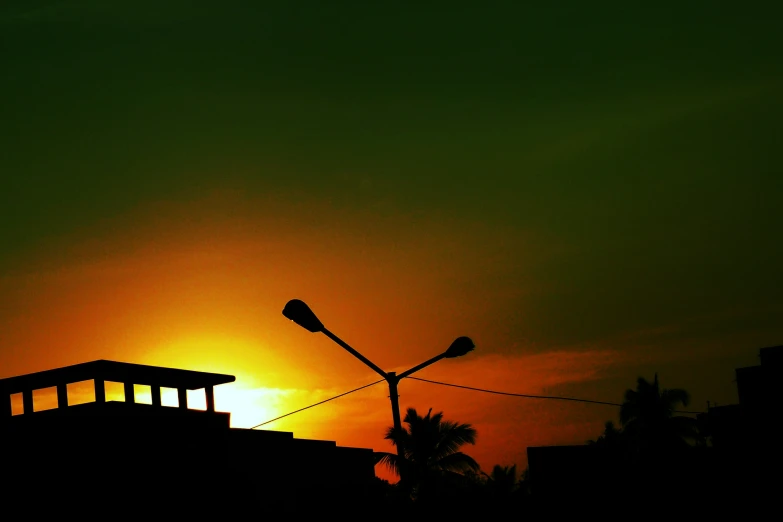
[587,421,624,448]
[609,374,704,509]
[485,464,519,498]
[620,374,699,452]
[376,407,479,500]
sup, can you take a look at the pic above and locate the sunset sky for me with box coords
[2,1,782,480]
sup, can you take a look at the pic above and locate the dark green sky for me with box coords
[2,1,782,410]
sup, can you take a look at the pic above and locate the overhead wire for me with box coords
[247,374,705,429]
[406,376,705,415]
[248,379,385,429]
[406,376,624,406]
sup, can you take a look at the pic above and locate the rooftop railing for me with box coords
[0,360,235,418]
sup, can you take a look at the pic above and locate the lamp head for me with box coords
[444,336,475,358]
[282,299,324,333]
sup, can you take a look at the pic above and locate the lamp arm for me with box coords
[397,352,447,380]
[322,328,388,379]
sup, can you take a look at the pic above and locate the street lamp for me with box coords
[282,298,474,482]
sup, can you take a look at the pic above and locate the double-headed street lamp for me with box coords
[282,298,475,480]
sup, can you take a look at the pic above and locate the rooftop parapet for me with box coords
[0,360,235,418]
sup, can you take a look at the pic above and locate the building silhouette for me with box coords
[700,344,783,503]
[0,360,378,514]
[525,346,783,513]
[705,345,783,447]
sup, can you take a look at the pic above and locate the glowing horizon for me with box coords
[2,1,781,483]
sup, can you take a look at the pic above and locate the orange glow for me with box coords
[0,191,749,481]
[67,380,96,405]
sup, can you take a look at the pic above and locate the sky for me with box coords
[1,1,782,480]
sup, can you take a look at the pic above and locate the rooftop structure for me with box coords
[0,360,378,513]
[735,345,783,411]
[0,359,234,419]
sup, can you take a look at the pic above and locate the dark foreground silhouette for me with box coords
[0,360,378,516]
[2,350,781,517]
[372,358,783,517]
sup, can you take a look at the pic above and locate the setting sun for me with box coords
[135,337,295,428]
[1,3,781,513]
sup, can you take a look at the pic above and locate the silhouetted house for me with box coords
[700,345,783,500]
[737,345,783,412]
[524,347,783,512]
[702,345,783,445]
[701,403,743,449]
[0,360,377,513]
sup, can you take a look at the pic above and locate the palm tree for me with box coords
[614,374,706,506]
[620,373,699,453]
[485,464,519,498]
[376,407,479,500]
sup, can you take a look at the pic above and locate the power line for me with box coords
[406,376,704,415]
[247,374,704,430]
[248,379,385,429]
[406,376,622,406]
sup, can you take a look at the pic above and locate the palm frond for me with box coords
[490,464,517,483]
[618,373,699,452]
[402,407,418,426]
[436,452,480,473]
[375,451,400,475]
[383,406,480,488]
[384,425,411,448]
[434,420,477,458]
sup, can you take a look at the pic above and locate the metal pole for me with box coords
[317,329,409,484]
[313,327,458,487]
[322,328,387,379]
[387,372,407,486]
[397,352,447,379]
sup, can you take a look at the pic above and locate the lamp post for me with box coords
[282,298,474,483]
